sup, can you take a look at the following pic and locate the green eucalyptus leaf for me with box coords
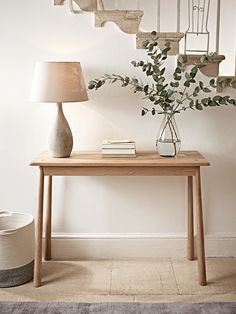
[203,87,211,93]
[144,85,149,94]
[230,80,236,88]
[161,47,170,55]
[209,78,215,86]
[88,84,95,89]
[175,67,181,74]
[160,90,168,97]
[154,99,162,105]
[178,54,188,64]
[196,103,203,110]
[167,89,175,96]
[170,82,179,88]
[136,86,143,91]
[159,77,165,83]
[208,100,217,106]
[195,86,200,93]
[189,100,194,108]
[219,98,226,104]
[156,84,164,92]
[174,74,182,81]
[191,66,198,75]
[213,95,221,102]
[160,68,165,75]
[148,44,154,51]
[96,80,103,88]
[185,72,191,80]
[199,81,204,89]
[141,108,148,116]
[202,97,209,106]
[143,40,149,48]
[195,100,203,110]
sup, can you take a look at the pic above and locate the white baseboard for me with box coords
[47,233,236,259]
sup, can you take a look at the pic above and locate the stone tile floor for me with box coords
[0,258,235,302]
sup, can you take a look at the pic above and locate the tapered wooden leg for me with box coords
[34,167,44,287]
[195,167,207,286]
[44,176,52,261]
[187,176,194,261]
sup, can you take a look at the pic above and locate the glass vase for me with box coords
[156,112,181,157]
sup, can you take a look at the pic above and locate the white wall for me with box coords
[0,0,235,258]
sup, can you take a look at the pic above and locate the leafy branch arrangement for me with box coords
[88,31,236,116]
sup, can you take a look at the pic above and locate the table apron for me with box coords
[43,166,198,176]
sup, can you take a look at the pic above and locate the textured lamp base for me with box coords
[49,102,73,158]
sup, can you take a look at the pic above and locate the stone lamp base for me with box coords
[49,102,73,158]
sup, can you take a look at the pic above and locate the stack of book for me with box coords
[102,140,136,157]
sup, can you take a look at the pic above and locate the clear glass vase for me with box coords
[156,112,181,157]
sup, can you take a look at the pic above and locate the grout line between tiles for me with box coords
[109,257,114,295]
[170,258,181,295]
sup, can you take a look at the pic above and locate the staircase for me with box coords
[53,0,235,91]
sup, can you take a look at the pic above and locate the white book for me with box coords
[102,140,136,149]
[102,148,136,155]
[102,144,136,149]
[102,140,135,145]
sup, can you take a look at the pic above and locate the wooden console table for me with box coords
[30,151,210,287]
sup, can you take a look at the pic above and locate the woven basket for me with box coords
[0,211,34,287]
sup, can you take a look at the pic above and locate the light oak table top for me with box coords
[30,151,210,167]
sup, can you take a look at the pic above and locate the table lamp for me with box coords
[30,62,88,157]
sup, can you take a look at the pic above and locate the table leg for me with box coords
[34,167,44,287]
[187,176,194,261]
[195,167,207,286]
[44,176,52,261]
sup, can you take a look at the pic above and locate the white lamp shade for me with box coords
[30,62,89,103]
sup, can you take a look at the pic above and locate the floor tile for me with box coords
[111,259,179,295]
[172,258,236,295]
[0,260,112,300]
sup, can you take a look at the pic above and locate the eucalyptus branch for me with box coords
[173,86,187,112]
[88,31,236,116]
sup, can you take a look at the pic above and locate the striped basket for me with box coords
[0,212,34,287]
